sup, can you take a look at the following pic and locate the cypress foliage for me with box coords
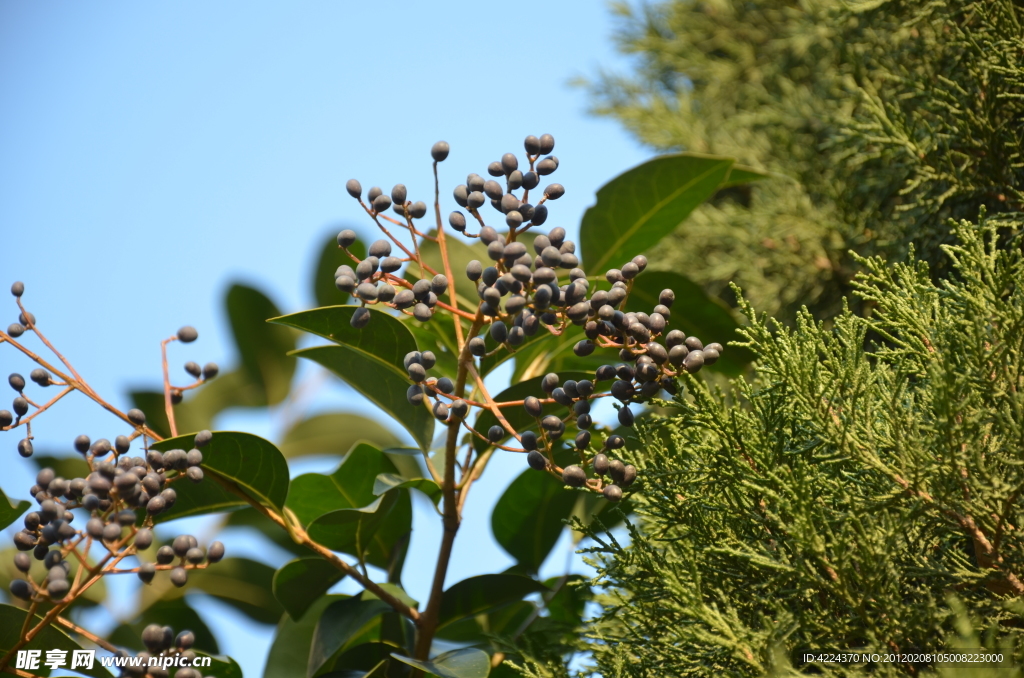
[567,217,1024,677]
[584,0,1024,323]
[496,3,1024,675]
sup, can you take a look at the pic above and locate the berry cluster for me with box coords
[8,428,225,604]
[331,134,724,502]
[115,624,211,678]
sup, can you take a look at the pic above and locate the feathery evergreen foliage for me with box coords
[565,218,1024,677]
[584,0,1024,323]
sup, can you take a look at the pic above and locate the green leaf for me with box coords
[0,486,29,531]
[719,163,771,188]
[491,470,579,573]
[0,604,114,678]
[435,600,535,644]
[141,557,283,625]
[625,270,755,374]
[196,653,244,678]
[151,431,290,521]
[391,648,491,678]
[309,596,393,677]
[373,473,441,505]
[321,653,390,678]
[438,574,548,629]
[287,443,398,526]
[288,444,412,575]
[273,557,346,620]
[109,597,219,655]
[265,595,344,678]
[272,306,418,369]
[313,232,367,308]
[579,153,735,274]
[294,344,434,451]
[280,413,402,459]
[543,574,591,627]
[471,372,591,453]
[306,492,406,571]
[226,283,297,405]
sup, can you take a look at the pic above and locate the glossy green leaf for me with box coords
[373,473,441,505]
[314,231,367,308]
[196,653,244,678]
[287,443,397,526]
[280,413,402,459]
[294,344,434,451]
[322,654,390,678]
[0,487,29,531]
[151,431,290,521]
[719,163,771,189]
[265,595,345,678]
[272,306,418,369]
[306,491,407,572]
[226,283,297,405]
[0,604,114,678]
[580,153,735,274]
[543,574,591,627]
[288,444,412,575]
[471,372,591,453]
[625,270,754,374]
[435,600,535,644]
[491,470,579,573]
[438,574,548,629]
[273,557,346,620]
[309,596,393,677]
[391,648,491,678]
[108,598,219,655]
[141,557,283,625]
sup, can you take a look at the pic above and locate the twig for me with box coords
[160,337,178,437]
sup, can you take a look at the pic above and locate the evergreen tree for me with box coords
[584,0,1024,323]
[569,217,1024,676]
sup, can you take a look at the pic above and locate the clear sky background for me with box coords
[0,3,650,676]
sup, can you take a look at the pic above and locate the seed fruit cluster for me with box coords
[8,426,225,603]
[334,135,723,501]
[117,624,212,678]
[2,283,226,668]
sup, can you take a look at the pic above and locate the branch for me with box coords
[204,472,420,621]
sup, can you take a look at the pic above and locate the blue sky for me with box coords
[1,3,650,676]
